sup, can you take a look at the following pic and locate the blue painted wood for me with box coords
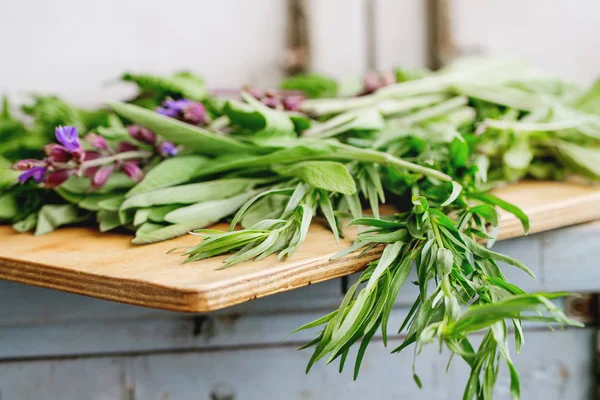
[0,329,592,399]
[0,222,598,399]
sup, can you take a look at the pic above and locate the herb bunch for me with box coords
[2,58,599,398]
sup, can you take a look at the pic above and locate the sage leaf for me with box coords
[126,155,208,197]
[110,102,257,154]
[35,204,88,236]
[274,161,356,195]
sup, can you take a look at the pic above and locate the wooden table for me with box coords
[1,181,600,312]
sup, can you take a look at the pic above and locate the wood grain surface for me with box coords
[1,181,599,312]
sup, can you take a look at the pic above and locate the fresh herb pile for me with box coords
[2,58,600,398]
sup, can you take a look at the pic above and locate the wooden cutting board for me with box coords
[1,181,599,312]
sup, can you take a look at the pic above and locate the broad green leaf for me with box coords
[13,212,38,233]
[97,195,126,212]
[122,71,206,101]
[122,178,260,210]
[274,161,356,195]
[503,137,533,181]
[240,92,296,140]
[164,191,258,224]
[279,73,338,98]
[97,210,122,232]
[0,191,18,220]
[450,137,469,168]
[110,102,257,154]
[556,142,600,179]
[572,78,600,114]
[126,155,208,197]
[61,173,135,195]
[0,156,19,188]
[223,100,264,130]
[35,204,88,236]
[148,204,184,222]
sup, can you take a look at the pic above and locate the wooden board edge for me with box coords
[0,257,201,312]
[2,186,600,312]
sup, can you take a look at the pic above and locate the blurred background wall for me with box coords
[1,0,598,107]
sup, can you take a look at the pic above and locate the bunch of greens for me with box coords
[2,58,600,398]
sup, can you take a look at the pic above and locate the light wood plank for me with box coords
[1,181,600,312]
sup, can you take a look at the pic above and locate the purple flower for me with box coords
[122,162,144,182]
[182,102,208,124]
[156,99,190,118]
[159,141,178,157]
[157,98,208,125]
[127,125,156,145]
[12,159,46,171]
[44,144,71,163]
[55,126,82,153]
[45,169,74,188]
[245,87,265,99]
[363,72,381,94]
[92,165,114,190]
[117,142,139,153]
[18,166,47,184]
[86,133,108,150]
[282,95,304,111]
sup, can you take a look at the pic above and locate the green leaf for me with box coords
[441,181,463,207]
[148,204,184,223]
[97,210,122,232]
[0,191,18,220]
[556,142,600,179]
[97,195,126,212]
[460,233,535,278]
[279,73,338,98]
[503,137,533,181]
[274,161,356,195]
[13,212,38,233]
[0,156,19,188]
[318,191,340,245]
[223,100,265,130]
[126,155,208,197]
[122,71,206,101]
[470,204,499,227]
[572,78,600,114]
[450,137,469,168]
[61,173,135,195]
[240,92,296,140]
[164,191,258,224]
[35,204,88,236]
[110,102,257,154]
[122,178,260,210]
[470,192,530,234]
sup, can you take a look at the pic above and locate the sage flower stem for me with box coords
[81,150,154,169]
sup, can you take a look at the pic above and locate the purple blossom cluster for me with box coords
[12,125,178,191]
[156,98,210,126]
[245,87,305,111]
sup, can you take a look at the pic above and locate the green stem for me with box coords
[81,150,154,168]
[330,143,453,182]
[431,220,444,248]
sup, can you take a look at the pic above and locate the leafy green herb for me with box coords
[1,57,596,398]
